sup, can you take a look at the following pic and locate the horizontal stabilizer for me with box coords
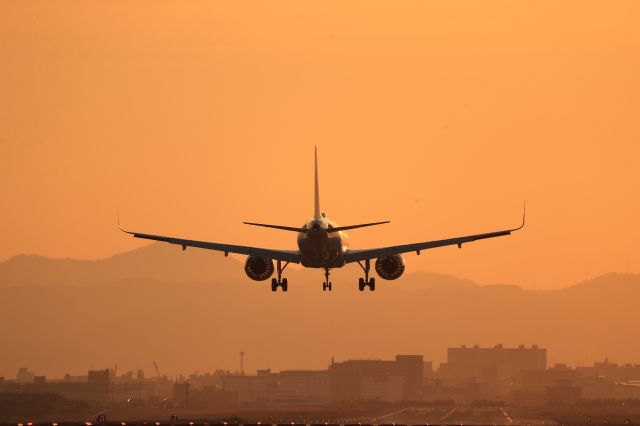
[243,222,306,233]
[328,221,390,233]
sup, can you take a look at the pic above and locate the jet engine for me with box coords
[244,256,274,281]
[375,254,405,280]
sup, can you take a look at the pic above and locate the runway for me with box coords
[370,406,555,425]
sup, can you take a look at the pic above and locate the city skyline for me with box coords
[6,347,640,412]
[8,347,640,383]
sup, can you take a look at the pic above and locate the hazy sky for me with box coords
[1,1,639,289]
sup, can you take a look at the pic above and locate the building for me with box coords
[278,370,329,404]
[22,369,111,402]
[512,364,582,406]
[519,363,581,390]
[423,361,435,380]
[547,381,582,405]
[329,355,424,401]
[577,358,640,381]
[439,344,546,384]
[173,382,190,405]
[16,368,35,384]
[221,369,328,405]
[360,375,404,402]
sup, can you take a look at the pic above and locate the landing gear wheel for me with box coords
[357,260,376,292]
[271,260,290,292]
[322,268,333,291]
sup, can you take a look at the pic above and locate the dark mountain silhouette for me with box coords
[0,244,638,379]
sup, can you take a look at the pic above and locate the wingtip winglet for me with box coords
[514,201,526,231]
[116,206,133,235]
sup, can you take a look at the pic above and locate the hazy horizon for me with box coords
[2,241,637,290]
[1,241,639,379]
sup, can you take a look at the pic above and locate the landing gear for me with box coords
[357,259,376,291]
[271,260,289,292]
[322,268,332,291]
[271,277,288,292]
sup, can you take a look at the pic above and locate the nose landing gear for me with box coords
[322,268,332,291]
[271,260,289,292]
[357,259,376,291]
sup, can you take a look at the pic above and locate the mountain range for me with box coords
[0,243,638,379]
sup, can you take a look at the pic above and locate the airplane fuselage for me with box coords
[297,217,349,268]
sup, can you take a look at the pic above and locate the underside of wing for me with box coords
[120,228,302,263]
[344,206,526,263]
[344,229,512,263]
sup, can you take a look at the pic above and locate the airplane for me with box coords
[119,147,525,292]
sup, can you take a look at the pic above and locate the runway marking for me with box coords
[501,407,514,424]
[372,406,415,421]
[441,407,457,421]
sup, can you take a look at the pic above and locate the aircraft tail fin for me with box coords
[314,146,321,220]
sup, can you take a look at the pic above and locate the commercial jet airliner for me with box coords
[120,148,524,292]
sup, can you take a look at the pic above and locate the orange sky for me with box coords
[1,1,639,289]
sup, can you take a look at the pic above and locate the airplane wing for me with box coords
[119,227,302,263]
[344,207,525,264]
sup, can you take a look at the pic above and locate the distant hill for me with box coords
[0,243,478,289]
[0,243,240,287]
[0,244,638,379]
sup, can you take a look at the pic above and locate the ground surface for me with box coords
[366,406,554,425]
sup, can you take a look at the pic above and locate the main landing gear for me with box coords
[357,259,376,291]
[271,260,289,292]
[322,268,332,291]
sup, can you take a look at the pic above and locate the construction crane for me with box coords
[153,361,161,378]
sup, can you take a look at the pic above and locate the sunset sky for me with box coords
[1,1,639,289]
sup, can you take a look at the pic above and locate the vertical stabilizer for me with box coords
[314,146,321,220]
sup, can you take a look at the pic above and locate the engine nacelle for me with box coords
[375,254,405,280]
[244,256,274,281]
